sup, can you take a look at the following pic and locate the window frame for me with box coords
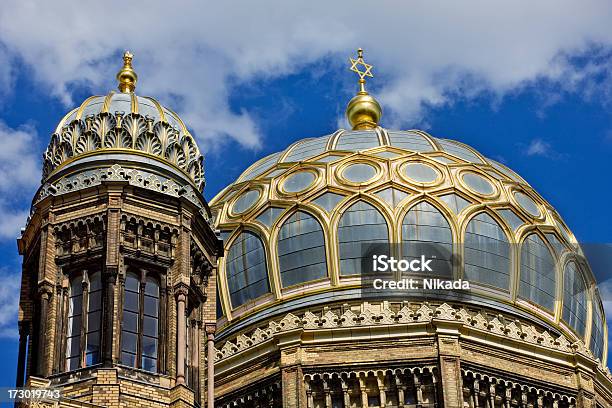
[62,268,103,372]
[119,267,166,373]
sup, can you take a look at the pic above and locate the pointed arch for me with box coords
[338,200,389,276]
[464,212,511,290]
[226,231,270,307]
[277,210,327,287]
[562,261,588,337]
[401,200,453,277]
[519,233,556,311]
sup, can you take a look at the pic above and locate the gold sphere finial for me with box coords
[346,48,382,130]
[116,50,138,93]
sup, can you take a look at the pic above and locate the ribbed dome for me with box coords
[211,127,607,362]
[42,90,204,190]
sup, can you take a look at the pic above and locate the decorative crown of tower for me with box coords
[345,48,382,130]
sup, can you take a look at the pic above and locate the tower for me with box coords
[16,52,221,407]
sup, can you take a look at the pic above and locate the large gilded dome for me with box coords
[41,52,204,192]
[210,127,607,363]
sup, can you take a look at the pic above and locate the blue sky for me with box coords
[0,0,612,390]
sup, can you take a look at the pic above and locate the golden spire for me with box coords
[116,51,138,93]
[346,48,382,130]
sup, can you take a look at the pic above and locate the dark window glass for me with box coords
[562,262,588,337]
[590,293,605,360]
[402,202,452,277]
[519,234,556,311]
[226,232,270,307]
[338,201,389,275]
[278,211,327,287]
[121,273,140,367]
[464,213,510,289]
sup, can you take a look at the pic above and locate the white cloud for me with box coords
[0,1,612,151]
[526,138,552,156]
[0,121,40,239]
[0,270,20,338]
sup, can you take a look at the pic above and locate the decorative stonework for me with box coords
[36,164,208,220]
[42,112,204,190]
[214,302,594,363]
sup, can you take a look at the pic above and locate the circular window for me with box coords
[342,163,377,183]
[283,171,316,193]
[514,191,540,217]
[462,172,495,196]
[232,189,260,214]
[403,162,439,183]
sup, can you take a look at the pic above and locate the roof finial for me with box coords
[346,48,382,130]
[116,51,138,93]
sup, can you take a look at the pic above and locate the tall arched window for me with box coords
[226,231,270,308]
[464,213,510,289]
[338,201,389,275]
[278,211,327,287]
[65,270,102,371]
[402,202,452,277]
[66,277,83,371]
[562,262,588,337]
[519,234,556,311]
[121,272,160,372]
[590,293,605,360]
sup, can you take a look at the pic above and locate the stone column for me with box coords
[16,321,29,387]
[37,283,53,376]
[176,286,188,385]
[102,267,117,367]
[205,324,216,408]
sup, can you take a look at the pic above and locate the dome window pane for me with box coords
[283,136,330,163]
[335,130,380,151]
[375,188,409,208]
[232,190,261,215]
[388,131,434,152]
[464,213,511,290]
[256,207,284,229]
[497,209,524,232]
[278,211,327,287]
[439,193,470,214]
[283,171,316,193]
[338,201,389,275]
[342,163,377,183]
[514,191,540,217]
[312,192,345,213]
[402,202,453,277]
[462,172,495,196]
[519,234,556,311]
[403,162,439,183]
[562,262,587,337]
[437,139,483,163]
[590,293,605,360]
[226,232,270,307]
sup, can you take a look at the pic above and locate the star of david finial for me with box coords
[349,48,373,92]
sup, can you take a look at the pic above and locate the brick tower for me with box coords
[16,52,221,407]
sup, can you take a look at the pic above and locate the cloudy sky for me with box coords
[0,0,612,384]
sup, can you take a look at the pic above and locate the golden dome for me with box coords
[210,128,606,362]
[42,52,204,191]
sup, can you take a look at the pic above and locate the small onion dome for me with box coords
[346,48,382,130]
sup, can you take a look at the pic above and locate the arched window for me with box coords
[590,293,605,360]
[464,213,510,289]
[121,272,160,372]
[66,277,83,371]
[338,201,389,275]
[65,270,101,371]
[226,231,270,307]
[562,262,588,337]
[278,211,327,287]
[402,202,452,277]
[519,234,556,311]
